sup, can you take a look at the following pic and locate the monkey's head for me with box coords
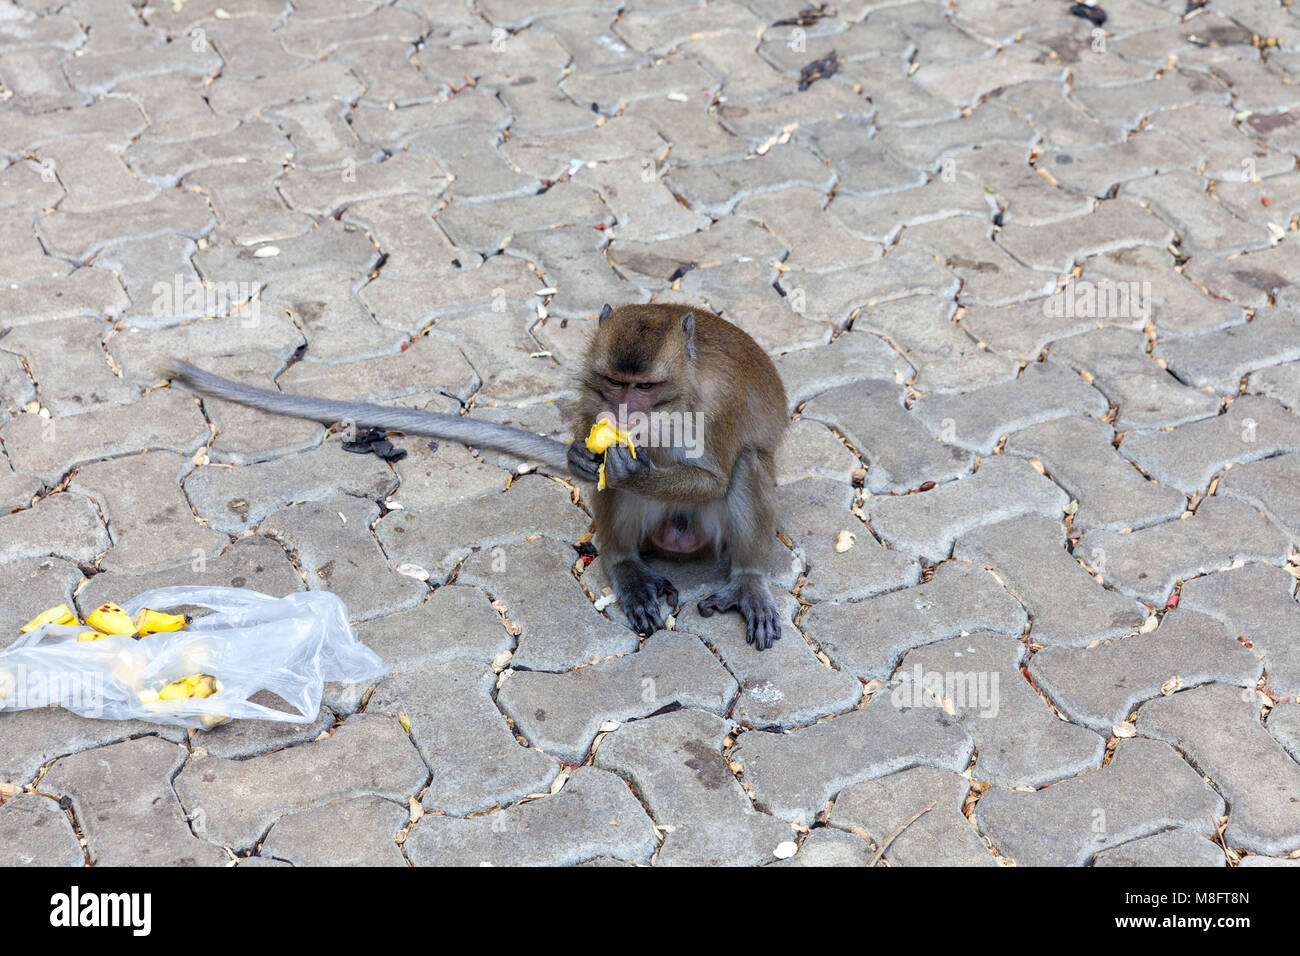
[580,303,697,417]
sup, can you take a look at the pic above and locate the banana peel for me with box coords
[585,417,636,491]
[19,604,78,633]
[85,602,136,636]
[134,608,189,636]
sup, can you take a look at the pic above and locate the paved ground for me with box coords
[0,0,1299,868]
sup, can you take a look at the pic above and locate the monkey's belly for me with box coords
[648,512,707,554]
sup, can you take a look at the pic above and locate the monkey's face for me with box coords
[587,373,671,417]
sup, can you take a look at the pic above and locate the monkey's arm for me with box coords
[167,361,572,470]
[600,446,728,503]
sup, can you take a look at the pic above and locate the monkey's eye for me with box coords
[635,382,655,391]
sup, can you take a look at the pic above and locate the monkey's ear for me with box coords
[599,303,613,325]
[681,311,696,361]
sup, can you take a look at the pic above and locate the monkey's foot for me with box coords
[698,577,782,650]
[610,562,679,635]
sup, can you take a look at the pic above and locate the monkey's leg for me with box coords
[698,450,782,650]
[593,488,679,634]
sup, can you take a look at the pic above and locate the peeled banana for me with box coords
[19,604,78,633]
[156,673,222,702]
[585,417,637,491]
[133,608,189,636]
[86,602,137,636]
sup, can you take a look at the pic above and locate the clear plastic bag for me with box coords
[0,587,386,729]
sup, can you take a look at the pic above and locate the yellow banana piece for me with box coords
[133,608,189,636]
[158,673,222,701]
[585,417,636,491]
[199,713,229,729]
[19,603,79,633]
[86,602,136,636]
[76,630,112,642]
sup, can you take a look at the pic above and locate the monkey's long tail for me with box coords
[167,360,572,470]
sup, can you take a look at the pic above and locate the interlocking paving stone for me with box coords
[1092,829,1225,867]
[3,316,139,414]
[828,767,995,867]
[976,737,1224,866]
[260,495,427,623]
[184,441,397,535]
[458,537,639,671]
[1029,610,1262,732]
[776,478,919,603]
[71,452,227,573]
[1,377,209,483]
[74,534,303,616]
[1005,418,1188,532]
[779,249,962,327]
[770,827,874,867]
[43,736,228,866]
[355,585,513,673]
[912,363,1107,453]
[259,796,408,867]
[499,632,737,764]
[1041,130,1198,199]
[1269,702,1300,764]
[0,492,109,565]
[0,794,84,867]
[0,269,129,327]
[860,294,1021,393]
[1155,309,1300,392]
[593,709,791,866]
[403,766,658,866]
[807,560,1027,680]
[174,714,428,850]
[802,380,972,495]
[1138,683,1300,856]
[1085,496,1290,605]
[864,455,1069,564]
[1250,361,1300,411]
[730,690,974,827]
[0,470,40,513]
[775,331,911,412]
[955,516,1147,647]
[1083,244,1245,337]
[736,187,882,274]
[1124,171,1269,257]
[903,217,1057,308]
[899,632,1105,787]
[376,475,587,582]
[37,190,214,261]
[674,599,864,733]
[195,699,336,761]
[1217,452,1300,544]
[828,178,993,246]
[1179,563,1300,699]
[369,662,559,816]
[773,420,863,486]
[667,144,837,218]
[1120,395,1300,495]
[996,201,1174,275]
[1182,238,1300,308]
[1049,329,1223,432]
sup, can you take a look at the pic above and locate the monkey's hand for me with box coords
[599,444,655,488]
[566,441,603,483]
[608,559,679,634]
[699,574,782,650]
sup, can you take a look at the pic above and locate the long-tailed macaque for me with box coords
[168,303,788,648]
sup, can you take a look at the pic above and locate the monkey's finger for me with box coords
[653,576,679,608]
